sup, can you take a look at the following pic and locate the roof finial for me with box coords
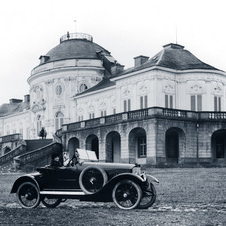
[67,31,70,39]
[175,24,178,44]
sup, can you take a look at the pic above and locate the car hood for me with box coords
[81,161,136,170]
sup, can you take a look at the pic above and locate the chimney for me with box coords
[9,98,23,104]
[24,94,30,103]
[111,64,124,76]
[134,55,149,67]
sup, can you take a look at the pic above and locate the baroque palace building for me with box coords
[0,32,226,166]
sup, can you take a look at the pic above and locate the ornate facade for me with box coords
[1,33,226,165]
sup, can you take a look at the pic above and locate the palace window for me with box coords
[101,110,106,117]
[214,96,221,111]
[123,99,131,112]
[112,108,116,114]
[26,127,30,139]
[191,95,202,111]
[37,115,42,136]
[89,112,95,119]
[140,95,148,109]
[165,95,173,108]
[55,112,64,130]
[20,128,23,137]
[78,115,83,121]
[138,136,147,158]
[55,84,63,97]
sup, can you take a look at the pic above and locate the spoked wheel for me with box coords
[112,179,142,210]
[79,166,108,194]
[42,197,62,208]
[138,183,156,209]
[17,182,40,209]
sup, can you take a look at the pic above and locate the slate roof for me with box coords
[120,43,222,76]
[75,43,223,96]
[41,39,111,64]
[0,102,30,117]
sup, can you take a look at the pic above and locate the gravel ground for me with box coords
[0,168,226,225]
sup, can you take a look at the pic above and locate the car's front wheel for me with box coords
[138,183,156,209]
[17,182,40,209]
[41,197,62,208]
[112,179,142,210]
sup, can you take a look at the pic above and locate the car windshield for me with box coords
[63,149,98,166]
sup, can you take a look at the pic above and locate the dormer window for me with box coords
[79,83,88,92]
[39,55,50,64]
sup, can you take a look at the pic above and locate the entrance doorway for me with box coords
[68,137,79,159]
[165,129,179,163]
[212,130,226,162]
[106,132,121,162]
[86,135,99,159]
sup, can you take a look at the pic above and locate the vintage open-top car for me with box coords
[11,149,159,210]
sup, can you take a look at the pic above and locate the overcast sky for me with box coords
[0,0,226,104]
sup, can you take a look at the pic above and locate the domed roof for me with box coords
[40,33,111,65]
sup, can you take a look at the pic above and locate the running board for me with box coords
[40,191,86,196]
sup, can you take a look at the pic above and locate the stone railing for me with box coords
[14,142,61,168]
[0,133,21,144]
[60,32,93,43]
[62,107,226,133]
[0,145,26,165]
[206,112,226,120]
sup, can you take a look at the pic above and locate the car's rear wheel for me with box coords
[17,182,40,209]
[42,197,62,208]
[138,183,156,209]
[112,179,142,210]
[79,166,108,194]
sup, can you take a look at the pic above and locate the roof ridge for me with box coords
[156,49,165,66]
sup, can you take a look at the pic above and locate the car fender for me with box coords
[146,174,159,184]
[104,172,146,190]
[10,175,40,194]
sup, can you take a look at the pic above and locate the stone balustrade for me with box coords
[62,107,226,133]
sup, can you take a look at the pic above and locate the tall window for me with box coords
[101,110,106,117]
[89,112,95,119]
[37,115,42,136]
[26,127,30,139]
[124,99,131,112]
[165,95,173,108]
[214,96,221,111]
[112,108,116,114]
[55,112,64,130]
[78,115,83,121]
[191,95,202,111]
[20,128,23,137]
[138,136,146,158]
[140,95,148,109]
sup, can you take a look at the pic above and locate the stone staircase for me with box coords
[14,142,62,172]
[0,139,58,172]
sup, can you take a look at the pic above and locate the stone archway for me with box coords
[86,134,99,159]
[165,127,185,164]
[68,137,79,159]
[105,131,121,163]
[128,127,146,164]
[211,129,226,162]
